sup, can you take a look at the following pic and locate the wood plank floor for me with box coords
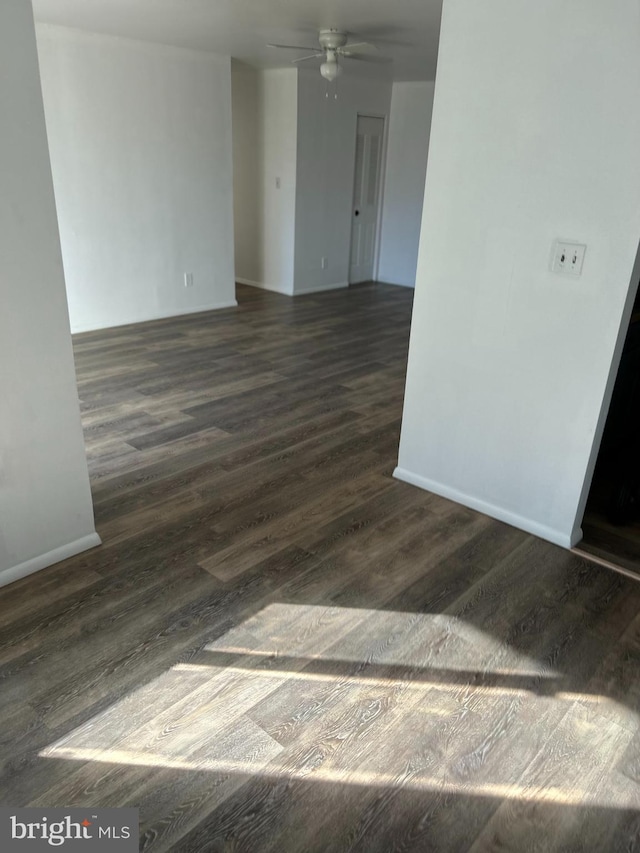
[2,282,640,851]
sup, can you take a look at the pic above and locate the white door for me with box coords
[349,115,385,284]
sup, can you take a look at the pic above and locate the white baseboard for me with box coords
[236,278,293,296]
[295,281,349,295]
[71,300,238,334]
[160,300,238,318]
[237,278,349,297]
[0,532,103,589]
[393,467,577,549]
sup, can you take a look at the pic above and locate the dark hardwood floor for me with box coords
[2,282,640,851]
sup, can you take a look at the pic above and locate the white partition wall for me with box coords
[231,63,392,296]
[259,68,299,295]
[37,25,237,332]
[232,61,262,287]
[0,1,99,587]
[293,67,392,294]
[378,81,435,288]
[232,66,298,295]
[396,0,640,548]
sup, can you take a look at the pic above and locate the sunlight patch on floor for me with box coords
[39,603,637,809]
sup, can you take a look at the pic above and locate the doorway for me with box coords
[349,115,385,284]
[579,284,640,575]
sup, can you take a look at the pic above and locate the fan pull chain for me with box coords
[324,80,339,100]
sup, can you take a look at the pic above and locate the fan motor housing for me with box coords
[319,29,348,50]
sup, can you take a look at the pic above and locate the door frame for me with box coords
[349,112,388,285]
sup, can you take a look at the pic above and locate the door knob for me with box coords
[355,210,360,216]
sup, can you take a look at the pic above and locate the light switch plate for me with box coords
[551,241,587,276]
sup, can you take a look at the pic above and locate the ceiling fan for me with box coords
[267,29,386,82]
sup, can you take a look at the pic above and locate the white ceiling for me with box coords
[31,0,442,81]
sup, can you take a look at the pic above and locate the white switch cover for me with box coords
[551,241,586,276]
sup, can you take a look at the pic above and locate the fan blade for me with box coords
[267,43,319,51]
[291,53,324,63]
[341,53,392,64]
[342,41,379,53]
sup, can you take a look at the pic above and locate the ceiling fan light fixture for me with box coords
[268,29,384,83]
[320,55,342,82]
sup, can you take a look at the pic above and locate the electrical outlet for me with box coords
[321,257,328,270]
[551,241,586,276]
[184,272,194,288]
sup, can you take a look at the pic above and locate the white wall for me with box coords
[37,25,237,333]
[232,65,391,297]
[294,68,392,294]
[396,0,640,548]
[232,61,261,284]
[259,68,298,295]
[0,1,99,587]
[232,66,298,295]
[378,81,435,288]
